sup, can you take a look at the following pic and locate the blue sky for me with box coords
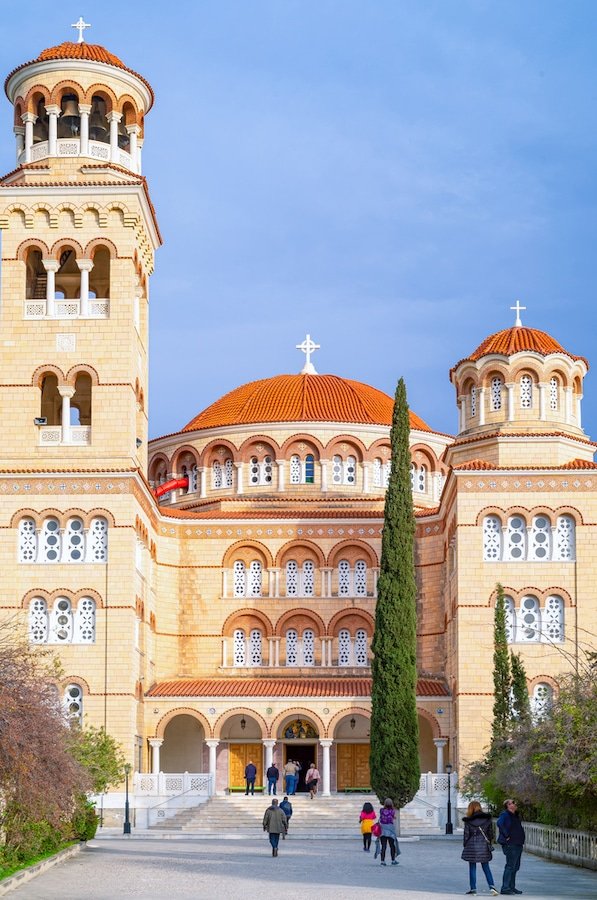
[3,2,597,439]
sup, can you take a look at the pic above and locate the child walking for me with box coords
[359,801,376,852]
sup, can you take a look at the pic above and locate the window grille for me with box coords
[249,629,262,665]
[261,456,273,484]
[249,457,260,485]
[286,560,298,596]
[354,629,368,666]
[520,374,533,409]
[233,560,246,597]
[303,629,315,665]
[549,377,558,411]
[383,460,391,487]
[543,595,564,642]
[554,515,575,561]
[529,515,550,561]
[286,629,298,666]
[40,517,61,562]
[75,597,96,643]
[531,683,553,721]
[224,458,233,487]
[50,597,73,643]
[19,517,37,562]
[338,560,351,596]
[248,560,262,596]
[302,560,315,597]
[29,597,48,643]
[63,518,84,562]
[504,596,515,642]
[338,629,351,666]
[506,516,526,560]
[354,560,367,596]
[490,377,502,411]
[373,458,382,487]
[483,515,502,561]
[88,517,108,562]
[212,460,222,489]
[290,455,301,484]
[345,456,356,485]
[332,455,342,485]
[518,595,540,642]
[233,629,246,666]
[470,387,477,417]
[63,684,83,725]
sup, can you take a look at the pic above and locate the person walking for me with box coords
[378,798,400,866]
[244,760,257,796]
[305,762,320,799]
[292,759,301,794]
[497,799,525,895]
[263,798,287,856]
[279,795,293,835]
[359,801,377,852]
[461,801,499,896]
[266,762,279,795]
[283,759,296,795]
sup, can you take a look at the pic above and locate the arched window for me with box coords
[63,517,85,562]
[470,387,477,417]
[490,376,503,411]
[520,374,533,409]
[212,460,222,489]
[19,517,37,562]
[89,245,110,300]
[71,372,92,430]
[248,629,262,665]
[63,683,83,726]
[338,560,351,596]
[87,516,108,562]
[505,516,526,561]
[332,455,356,486]
[286,629,298,666]
[285,560,299,596]
[338,629,351,666]
[354,560,367,596]
[518,595,540,642]
[373,458,382,487]
[40,517,61,563]
[221,458,232,487]
[233,628,246,666]
[29,597,48,643]
[50,597,73,643]
[302,629,315,666]
[285,560,315,597]
[543,595,564,642]
[75,597,96,643]
[233,561,246,597]
[301,560,315,597]
[290,455,301,484]
[529,515,550,561]
[554,515,575,561]
[531,683,553,722]
[290,454,316,485]
[504,596,515,643]
[248,561,262,597]
[410,463,426,493]
[549,377,559,411]
[249,455,273,486]
[305,454,315,484]
[354,629,368,666]
[483,515,502,561]
[25,247,46,302]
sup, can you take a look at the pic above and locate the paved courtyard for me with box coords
[9,837,596,899]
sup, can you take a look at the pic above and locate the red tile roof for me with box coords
[451,325,588,374]
[147,677,449,698]
[452,457,597,471]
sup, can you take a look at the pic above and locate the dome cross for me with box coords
[296,333,320,375]
[510,300,526,327]
[71,16,91,43]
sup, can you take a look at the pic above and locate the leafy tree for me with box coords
[510,652,531,727]
[370,377,420,807]
[68,725,126,794]
[492,583,511,743]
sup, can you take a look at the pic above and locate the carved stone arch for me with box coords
[16,238,50,260]
[36,506,63,523]
[50,237,84,260]
[65,364,100,386]
[327,608,375,637]
[553,505,584,525]
[535,585,573,608]
[213,707,268,739]
[279,433,325,459]
[275,539,325,569]
[82,83,117,109]
[62,507,87,525]
[13,96,25,126]
[221,607,274,637]
[155,706,213,739]
[475,506,506,526]
[200,438,238,466]
[453,361,480,389]
[60,674,91,694]
[105,200,129,214]
[543,362,573,389]
[416,707,443,738]
[170,444,201,473]
[222,539,273,569]
[148,453,170,482]
[11,508,43,528]
[324,434,367,461]
[84,237,119,259]
[327,539,379,567]
[274,607,326,638]
[21,587,52,609]
[504,505,531,522]
[72,588,104,609]
[528,673,559,694]
[478,362,510,389]
[238,434,281,463]
[327,706,371,739]
[117,94,140,123]
[366,437,392,462]
[24,84,51,112]
[270,708,325,741]
[527,505,557,524]
[510,362,542,384]
[32,202,52,215]
[410,443,439,473]
[49,80,86,105]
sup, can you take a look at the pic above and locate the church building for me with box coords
[1,32,595,818]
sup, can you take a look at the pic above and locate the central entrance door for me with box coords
[228,743,262,789]
[284,744,316,793]
[337,743,370,790]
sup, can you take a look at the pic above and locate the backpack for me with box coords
[371,822,382,838]
[380,807,394,825]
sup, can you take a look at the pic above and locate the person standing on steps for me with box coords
[283,759,296,795]
[263,798,287,856]
[279,795,293,835]
[244,759,257,796]
[266,761,279,795]
[378,798,400,866]
[461,800,499,895]
[291,760,301,794]
[305,762,320,799]
[497,799,525,895]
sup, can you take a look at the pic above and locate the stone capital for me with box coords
[76,258,94,272]
[21,112,37,124]
[107,111,123,123]
[126,124,141,135]
[77,104,92,116]
[42,258,60,273]
[45,104,61,116]
[148,737,163,748]
[58,386,76,399]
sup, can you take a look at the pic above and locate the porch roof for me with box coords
[146,677,450,699]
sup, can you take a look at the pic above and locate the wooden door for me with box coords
[228,743,262,788]
[336,743,370,790]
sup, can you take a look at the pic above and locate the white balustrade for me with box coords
[19,138,134,172]
[133,772,213,797]
[39,425,91,446]
[24,299,110,319]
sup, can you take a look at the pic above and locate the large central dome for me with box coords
[182,373,431,433]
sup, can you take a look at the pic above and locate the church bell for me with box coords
[61,96,80,135]
[89,99,108,141]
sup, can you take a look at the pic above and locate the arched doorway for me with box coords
[220,713,264,790]
[161,714,205,772]
[334,713,370,791]
[418,713,437,771]
[276,715,320,793]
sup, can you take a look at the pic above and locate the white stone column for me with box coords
[200,467,207,498]
[263,739,276,775]
[148,738,163,775]
[362,462,370,493]
[506,383,515,422]
[14,126,25,162]
[320,740,333,796]
[42,259,59,317]
[276,459,285,492]
[76,258,93,317]
[539,384,546,421]
[78,103,91,156]
[22,112,36,163]
[107,111,122,162]
[564,387,573,424]
[235,462,244,495]
[126,124,140,171]
[433,738,448,773]
[321,567,332,598]
[268,568,280,599]
[58,386,75,444]
[46,105,60,156]
[205,740,219,794]
[478,388,486,426]
[320,459,328,492]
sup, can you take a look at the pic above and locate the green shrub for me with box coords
[71,797,99,841]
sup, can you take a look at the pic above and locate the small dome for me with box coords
[452,325,588,374]
[37,42,125,68]
[182,373,432,433]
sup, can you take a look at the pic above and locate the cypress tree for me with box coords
[510,651,531,727]
[370,378,420,807]
[492,583,512,743]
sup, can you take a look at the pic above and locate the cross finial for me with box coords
[510,300,526,327]
[296,333,320,374]
[71,16,91,43]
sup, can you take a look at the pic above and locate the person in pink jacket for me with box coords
[359,801,377,852]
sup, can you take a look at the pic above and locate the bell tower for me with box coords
[0,26,160,470]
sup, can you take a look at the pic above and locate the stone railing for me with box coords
[24,299,110,319]
[39,425,91,446]
[524,821,597,870]
[23,138,134,171]
[134,772,212,797]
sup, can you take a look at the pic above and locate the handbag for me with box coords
[371,822,381,838]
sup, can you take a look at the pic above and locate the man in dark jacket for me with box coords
[497,799,525,895]
[244,760,257,795]
[266,762,279,795]
[263,798,288,856]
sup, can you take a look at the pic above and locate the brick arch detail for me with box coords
[327,706,371,738]
[200,438,238,466]
[155,707,213,739]
[222,539,273,569]
[324,434,368,461]
[416,707,443,739]
[60,674,91,694]
[16,237,51,260]
[24,84,51,111]
[82,83,117,108]
[50,237,84,259]
[11,508,43,528]
[84,237,119,259]
[275,539,325,568]
[327,539,379,567]
[213,707,268,739]
[528,674,559,694]
[327,608,375,637]
[279,433,325,458]
[366,438,391,460]
[509,362,544,383]
[478,363,511,389]
[32,363,65,387]
[410,443,439,472]
[274,607,326,637]
[238,435,281,463]
[48,80,86,105]
[170,445,200,472]
[66,364,100,386]
[221,607,274,637]
[269,707,326,741]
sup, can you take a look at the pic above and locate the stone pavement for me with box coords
[8,837,596,899]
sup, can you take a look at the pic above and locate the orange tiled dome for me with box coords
[182,373,432,433]
[452,325,588,372]
[38,42,125,68]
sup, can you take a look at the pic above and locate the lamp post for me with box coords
[123,763,132,835]
[445,763,453,835]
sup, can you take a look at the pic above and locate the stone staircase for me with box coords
[148,793,441,837]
